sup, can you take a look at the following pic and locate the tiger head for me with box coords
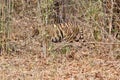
[47,24,64,43]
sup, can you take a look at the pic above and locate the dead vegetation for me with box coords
[0,0,120,79]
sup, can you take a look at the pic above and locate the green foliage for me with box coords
[0,0,13,53]
[93,29,102,41]
[60,46,71,54]
[40,0,54,24]
[50,45,71,54]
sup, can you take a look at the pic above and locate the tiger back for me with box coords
[47,22,84,43]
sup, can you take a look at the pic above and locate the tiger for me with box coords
[46,22,85,43]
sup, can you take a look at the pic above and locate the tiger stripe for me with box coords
[47,22,84,43]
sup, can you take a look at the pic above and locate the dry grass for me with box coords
[0,50,120,80]
[0,0,120,79]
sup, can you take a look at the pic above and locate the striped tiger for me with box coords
[47,22,84,43]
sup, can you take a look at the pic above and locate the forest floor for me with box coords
[0,9,120,80]
[0,49,120,80]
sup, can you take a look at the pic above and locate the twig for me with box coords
[51,41,120,51]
